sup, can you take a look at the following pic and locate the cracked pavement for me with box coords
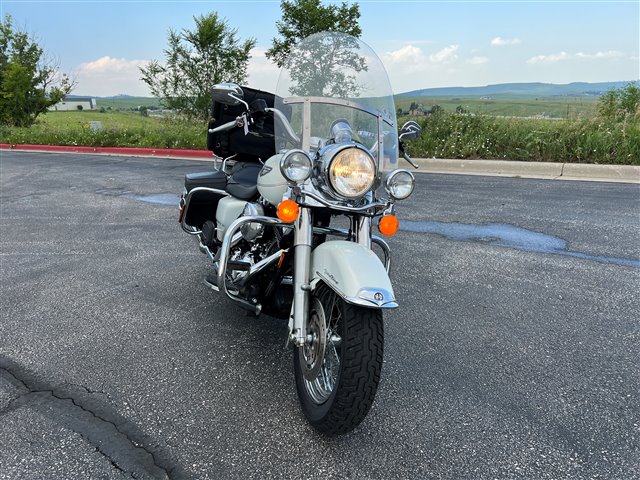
[0,151,639,479]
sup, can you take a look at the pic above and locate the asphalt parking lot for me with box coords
[1,151,639,479]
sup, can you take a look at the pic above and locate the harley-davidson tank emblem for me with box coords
[259,165,272,176]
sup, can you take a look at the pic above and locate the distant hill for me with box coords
[399,81,635,98]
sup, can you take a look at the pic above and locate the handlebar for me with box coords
[207,108,301,147]
[208,119,237,134]
[265,107,300,145]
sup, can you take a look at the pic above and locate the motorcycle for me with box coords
[178,32,421,435]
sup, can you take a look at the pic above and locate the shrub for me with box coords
[598,82,640,121]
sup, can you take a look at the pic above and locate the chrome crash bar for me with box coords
[216,216,288,314]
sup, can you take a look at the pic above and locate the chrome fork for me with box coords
[291,207,312,347]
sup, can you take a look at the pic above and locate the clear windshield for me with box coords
[274,32,399,172]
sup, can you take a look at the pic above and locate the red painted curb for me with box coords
[0,143,213,159]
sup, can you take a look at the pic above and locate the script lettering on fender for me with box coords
[318,269,339,285]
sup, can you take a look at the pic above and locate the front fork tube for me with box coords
[291,207,312,347]
[355,216,372,249]
[289,210,373,347]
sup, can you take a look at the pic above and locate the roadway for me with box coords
[1,151,638,479]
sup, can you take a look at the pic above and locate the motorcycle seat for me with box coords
[184,171,227,193]
[225,162,262,200]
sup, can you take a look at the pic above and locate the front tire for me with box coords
[294,283,384,435]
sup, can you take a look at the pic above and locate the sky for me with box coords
[2,0,639,97]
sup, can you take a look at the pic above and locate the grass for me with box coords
[397,95,601,120]
[0,111,206,150]
[2,107,638,165]
[404,113,640,165]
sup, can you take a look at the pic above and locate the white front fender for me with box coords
[310,241,398,309]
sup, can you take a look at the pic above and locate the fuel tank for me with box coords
[257,154,288,206]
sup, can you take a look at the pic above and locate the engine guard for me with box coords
[310,241,398,309]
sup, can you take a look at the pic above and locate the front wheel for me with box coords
[294,283,384,435]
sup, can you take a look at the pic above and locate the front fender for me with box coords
[310,241,398,309]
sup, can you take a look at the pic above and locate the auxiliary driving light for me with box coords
[385,169,415,200]
[280,149,313,183]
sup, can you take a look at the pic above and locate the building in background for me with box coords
[50,96,97,111]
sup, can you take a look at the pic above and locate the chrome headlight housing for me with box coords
[385,169,415,200]
[319,144,376,200]
[280,149,312,183]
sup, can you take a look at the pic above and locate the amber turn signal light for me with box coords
[378,214,399,236]
[277,199,300,223]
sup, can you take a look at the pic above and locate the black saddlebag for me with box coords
[183,170,227,229]
[206,86,278,162]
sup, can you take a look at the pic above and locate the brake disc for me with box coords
[302,297,327,381]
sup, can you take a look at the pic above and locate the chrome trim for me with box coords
[349,287,398,309]
[216,216,287,314]
[355,216,372,250]
[198,240,215,261]
[279,149,312,183]
[372,236,391,273]
[292,207,312,347]
[238,249,287,286]
[315,273,398,310]
[203,278,220,292]
[207,119,237,134]
[301,191,387,215]
[317,143,376,202]
[384,169,415,200]
[180,187,229,235]
[302,99,311,151]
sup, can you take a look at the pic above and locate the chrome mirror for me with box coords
[399,121,422,140]
[211,83,245,107]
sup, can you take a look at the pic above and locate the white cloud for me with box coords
[526,52,570,64]
[491,37,521,46]
[246,47,280,92]
[467,56,489,65]
[576,50,625,59]
[527,50,628,65]
[382,44,459,76]
[73,56,151,96]
[429,45,459,63]
[382,44,463,92]
[383,45,426,66]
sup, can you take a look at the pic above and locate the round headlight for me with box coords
[280,149,312,183]
[385,169,415,200]
[328,147,376,198]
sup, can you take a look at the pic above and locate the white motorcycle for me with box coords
[179,32,421,435]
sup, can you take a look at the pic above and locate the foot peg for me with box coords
[203,262,219,291]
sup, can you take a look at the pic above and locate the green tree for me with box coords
[266,0,361,68]
[0,15,73,127]
[431,104,444,116]
[140,13,255,120]
[598,82,640,121]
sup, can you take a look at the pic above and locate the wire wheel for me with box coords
[300,294,342,403]
[294,283,384,435]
